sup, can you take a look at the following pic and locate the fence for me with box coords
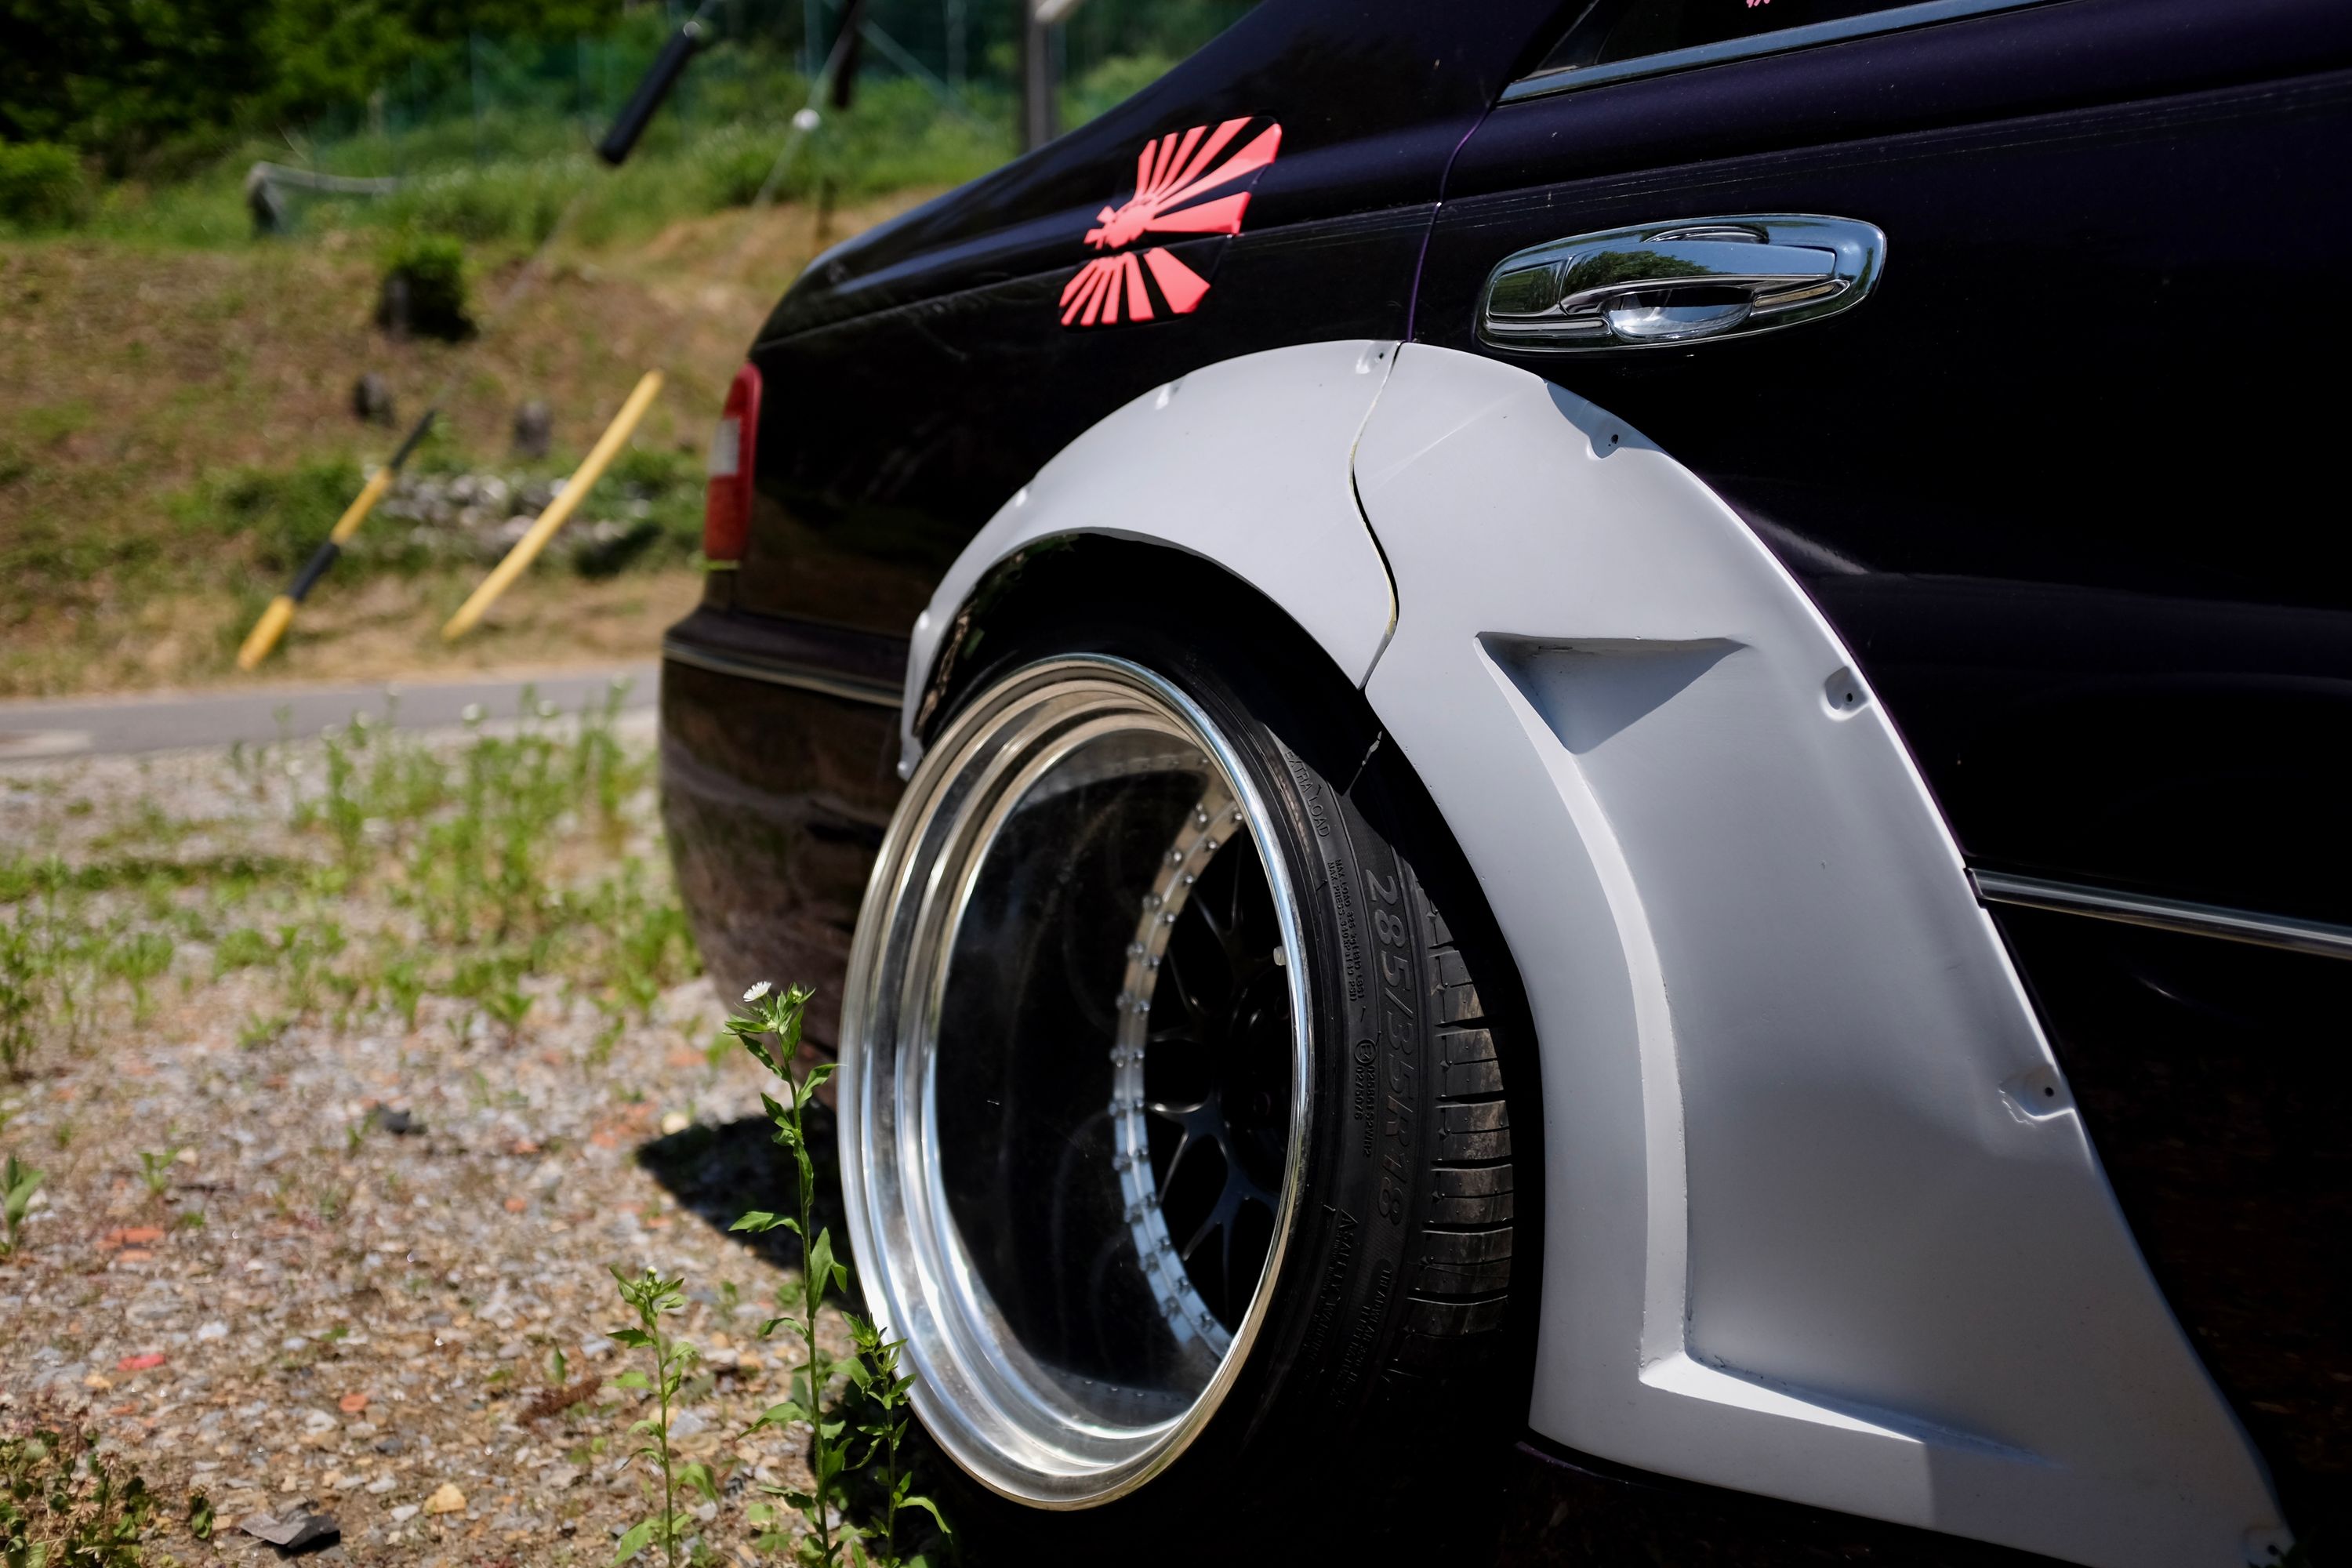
[286,0,1256,181]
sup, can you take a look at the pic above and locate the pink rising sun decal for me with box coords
[1059,117,1283,328]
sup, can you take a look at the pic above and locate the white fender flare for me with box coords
[900,339,1401,771]
[1354,344,2279,1568]
[898,339,2284,1568]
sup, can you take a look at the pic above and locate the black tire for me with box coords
[913,592,1526,1563]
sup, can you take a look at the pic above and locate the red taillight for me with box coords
[702,361,762,563]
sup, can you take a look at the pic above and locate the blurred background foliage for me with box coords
[0,2,1257,696]
[0,0,1256,241]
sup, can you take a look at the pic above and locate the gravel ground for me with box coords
[0,706,858,1566]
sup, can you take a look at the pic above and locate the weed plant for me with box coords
[135,1148,181,1201]
[610,1267,718,1568]
[1,1156,40,1257]
[722,981,948,1568]
[0,1428,160,1567]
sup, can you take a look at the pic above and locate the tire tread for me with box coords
[1406,887,1514,1345]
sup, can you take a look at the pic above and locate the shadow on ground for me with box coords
[633,1103,855,1273]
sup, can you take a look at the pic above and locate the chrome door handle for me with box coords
[1479,216,1886,351]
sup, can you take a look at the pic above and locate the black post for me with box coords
[829,0,870,111]
[1020,3,1056,151]
[596,20,706,166]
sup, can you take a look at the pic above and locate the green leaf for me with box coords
[796,1063,838,1109]
[747,1399,811,1432]
[609,1329,654,1348]
[613,1370,652,1390]
[807,1229,848,1298]
[677,1461,718,1504]
[898,1494,951,1533]
[612,1518,655,1563]
[730,1210,789,1234]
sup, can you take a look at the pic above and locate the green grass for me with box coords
[0,34,1207,254]
[2,434,707,622]
[22,67,1014,252]
[0,682,703,1083]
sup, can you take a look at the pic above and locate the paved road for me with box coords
[0,663,661,760]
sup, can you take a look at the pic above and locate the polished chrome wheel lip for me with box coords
[838,655,1313,1508]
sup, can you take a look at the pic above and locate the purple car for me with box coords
[661,2,2352,1561]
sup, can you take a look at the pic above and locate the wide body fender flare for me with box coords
[901,340,2281,1568]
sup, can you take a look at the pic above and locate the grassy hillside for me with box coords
[0,22,1229,701]
[0,193,927,697]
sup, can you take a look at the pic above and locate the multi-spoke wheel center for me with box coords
[1112,788,1292,1354]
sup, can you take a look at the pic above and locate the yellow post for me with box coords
[442,369,664,641]
[234,597,298,672]
[327,465,398,547]
[234,465,401,671]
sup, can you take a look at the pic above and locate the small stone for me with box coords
[659,1111,690,1136]
[512,401,553,459]
[366,1475,397,1495]
[196,1322,229,1341]
[282,1512,341,1555]
[239,1505,339,1552]
[423,1482,466,1515]
[389,1504,420,1524]
[352,373,397,426]
[240,1512,305,1546]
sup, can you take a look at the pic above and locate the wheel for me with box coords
[839,607,1521,1557]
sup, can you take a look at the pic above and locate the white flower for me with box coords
[743,981,771,1003]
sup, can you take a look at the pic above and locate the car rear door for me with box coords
[1413,0,2352,1547]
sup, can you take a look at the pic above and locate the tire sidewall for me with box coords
[917,609,1508,1554]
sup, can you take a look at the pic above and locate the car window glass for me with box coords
[1535,0,1938,75]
